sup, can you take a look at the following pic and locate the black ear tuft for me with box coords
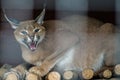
[35,8,45,25]
[3,9,20,29]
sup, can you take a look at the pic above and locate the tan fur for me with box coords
[10,15,116,77]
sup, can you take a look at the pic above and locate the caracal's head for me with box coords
[5,9,46,51]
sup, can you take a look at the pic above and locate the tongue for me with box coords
[30,42,36,51]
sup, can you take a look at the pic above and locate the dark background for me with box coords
[0,0,120,66]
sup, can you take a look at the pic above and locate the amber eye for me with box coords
[20,31,28,35]
[34,29,40,33]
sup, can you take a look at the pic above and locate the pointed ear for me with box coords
[4,13,20,29]
[35,8,45,25]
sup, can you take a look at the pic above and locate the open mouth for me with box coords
[28,41,37,51]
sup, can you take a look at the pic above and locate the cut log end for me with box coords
[0,69,7,77]
[0,64,12,78]
[82,68,94,80]
[26,72,40,80]
[63,71,74,80]
[114,64,120,75]
[47,71,61,80]
[5,73,18,80]
[103,69,112,78]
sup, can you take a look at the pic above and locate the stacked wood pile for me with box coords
[0,64,12,80]
[1,64,120,80]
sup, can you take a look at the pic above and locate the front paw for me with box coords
[29,66,50,77]
[29,66,42,76]
[29,61,54,77]
[3,69,23,80]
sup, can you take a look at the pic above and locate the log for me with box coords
[91,66,113,79]
[81,68,94,80]
[110,78,120,80]
[0,64,12,79]
[46,71,61,80]
[4,63,29,80]
[96,78,120,80]
[114,64,120,75]
[26,72,41,80]
[102,69,112,79]
[5,73,18,80]
[63,71,73,80]
[63,70,78,80]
